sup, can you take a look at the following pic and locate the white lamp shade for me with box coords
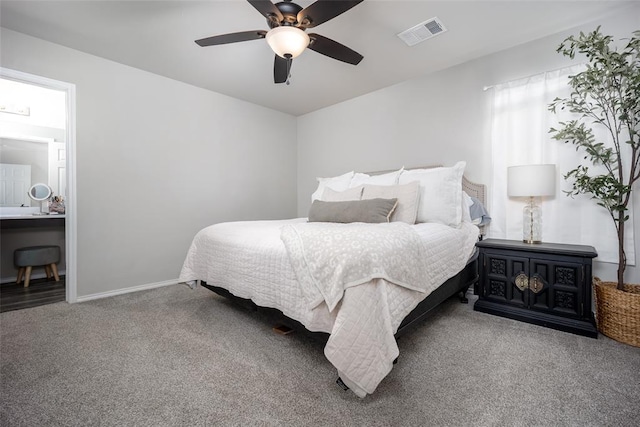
[266,26,310,59]
[507,164,556,197]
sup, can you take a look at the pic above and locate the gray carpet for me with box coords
[1,284,638,426]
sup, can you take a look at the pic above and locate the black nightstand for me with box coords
[474,238,598,338]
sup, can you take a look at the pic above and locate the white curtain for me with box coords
[489,65,635,265]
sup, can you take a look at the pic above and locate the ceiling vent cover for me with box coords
[397,17,447,47]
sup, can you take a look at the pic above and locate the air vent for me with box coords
[397,17,447,47]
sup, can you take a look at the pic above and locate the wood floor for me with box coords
[0,276,65,313]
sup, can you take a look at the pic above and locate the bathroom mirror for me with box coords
[28,183,52,215]
[0,136,66,207]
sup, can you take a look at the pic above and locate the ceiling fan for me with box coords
[195,0,364,84]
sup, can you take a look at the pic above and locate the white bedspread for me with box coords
[179,218,478,397]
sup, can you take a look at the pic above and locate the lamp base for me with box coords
[522,197,542,243]
[523,239,542,244]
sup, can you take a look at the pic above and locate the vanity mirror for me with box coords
[28,183,52,215]
[0,136,66,207]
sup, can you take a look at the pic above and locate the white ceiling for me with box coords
[1,1,633,116]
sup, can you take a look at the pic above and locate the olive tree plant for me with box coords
[549,27,640,290]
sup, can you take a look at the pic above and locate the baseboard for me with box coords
[75,279,179,303]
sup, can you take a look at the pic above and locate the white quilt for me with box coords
[179,218,478,397]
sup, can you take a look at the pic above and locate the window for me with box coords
[488,65,634,264]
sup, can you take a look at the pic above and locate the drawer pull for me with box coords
[530,275,544,293]
[514,273,545,293]
[515,273,529,291]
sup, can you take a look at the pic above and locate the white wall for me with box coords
[297,7,640,283]
[0,28,298,298]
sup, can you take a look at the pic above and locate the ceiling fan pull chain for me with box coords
[285,54,293,85]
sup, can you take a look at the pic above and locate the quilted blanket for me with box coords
[281,222,438,397]
[280,222,429,312]
[179,219,478,398]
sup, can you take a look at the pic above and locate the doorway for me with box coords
[0,68,77,307]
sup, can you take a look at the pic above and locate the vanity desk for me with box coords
[1,214,65,229]
[0,213,66,283]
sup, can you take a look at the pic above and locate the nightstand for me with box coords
[474,238,598,338]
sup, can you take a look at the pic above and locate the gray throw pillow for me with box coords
[308,198,398,223]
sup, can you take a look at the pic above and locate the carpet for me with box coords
[1,284,639,426]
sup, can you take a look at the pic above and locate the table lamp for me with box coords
[507,164,556,244]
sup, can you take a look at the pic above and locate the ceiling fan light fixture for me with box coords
[266,26,310,59]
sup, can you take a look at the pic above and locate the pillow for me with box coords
[361,181,420,224]
[308,198,398,224]
[322,185,364,202]
[311,171,354,201]
[469,196,491,226]
[399,161,466,227]
[349,167,403,188]
[463,191,474,208]
[461,192,472,223]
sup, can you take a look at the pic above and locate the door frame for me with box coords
[1,67,78,302]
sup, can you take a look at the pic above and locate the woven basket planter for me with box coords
[594,278,640,347]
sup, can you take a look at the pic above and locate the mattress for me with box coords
[180,218,479,397]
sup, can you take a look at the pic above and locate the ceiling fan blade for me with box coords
[274,55,290,84]
[308,34,363,65]
[247,0,283,22]
[195,30,267,47]
[297,0,363,29]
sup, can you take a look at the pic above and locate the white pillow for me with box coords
[349,168,403,188]
[399,161,466,227]
[322,185,364,202]
[461,191,472,223]
[311,171,354,201]
[361,181,420,224]
[463,191,474,208]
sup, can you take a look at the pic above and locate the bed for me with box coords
[179,163,487,398]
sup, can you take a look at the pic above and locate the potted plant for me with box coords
[549,27,640,346]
